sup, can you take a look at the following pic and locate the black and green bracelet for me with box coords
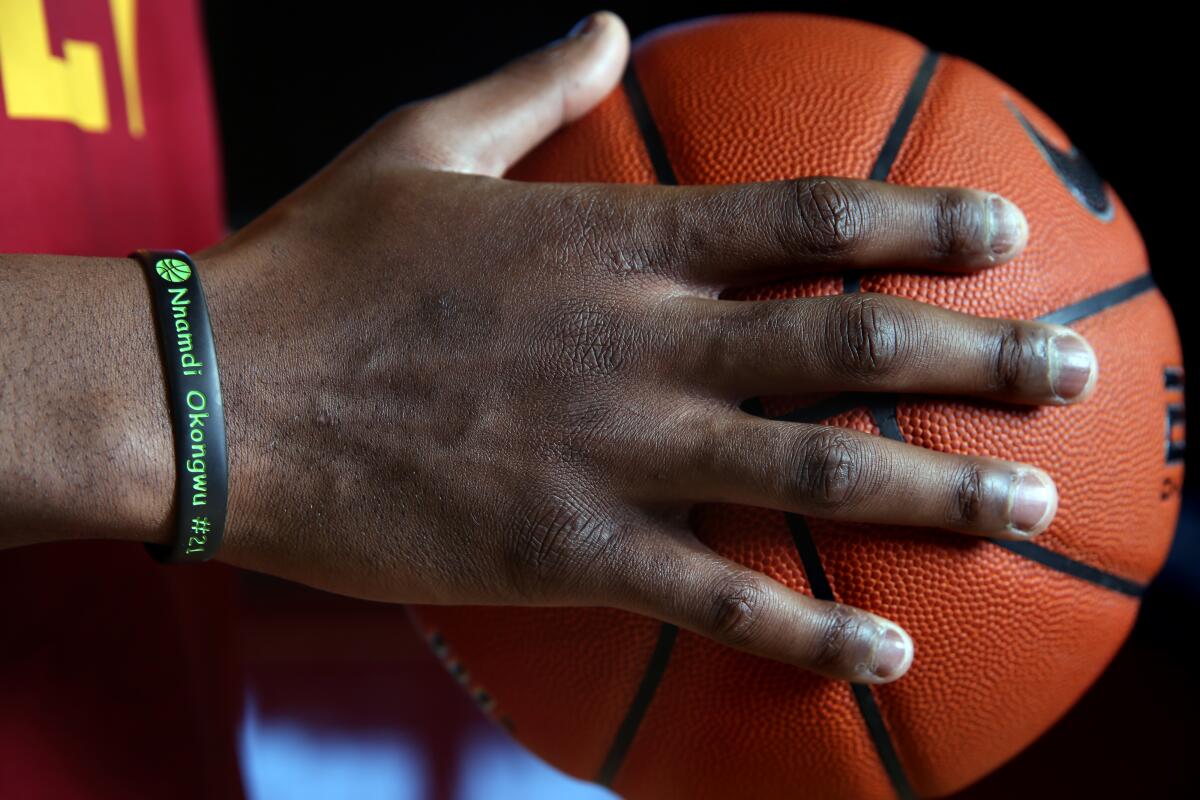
[133,249,228,563]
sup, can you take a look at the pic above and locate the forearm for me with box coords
[0,254,173,548]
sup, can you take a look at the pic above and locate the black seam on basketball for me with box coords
[868,396,905,442]
[870,49,940,183]
[785,513,836,600]
[1037,273,1157,325]
[1165,366,1185,390]
[988,539,1143,596]
[785,514,917,800]
[596,623,680,786]
[857,50,938,447]
[594,61,684,790]
[769,393,868,424]
[1167,402,1186,463]
[842,49,940,297]
[622,61,678,186]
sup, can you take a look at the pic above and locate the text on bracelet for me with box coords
[185,390,209,507]
[168,286,205,376]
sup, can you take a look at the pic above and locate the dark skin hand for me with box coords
[0,12,1097,684]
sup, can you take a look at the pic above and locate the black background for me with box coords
[202,3,1194,795]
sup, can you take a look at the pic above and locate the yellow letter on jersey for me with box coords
[109,0,143,137]
[0,0,109,132]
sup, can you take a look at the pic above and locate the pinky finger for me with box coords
[616,534,914,684]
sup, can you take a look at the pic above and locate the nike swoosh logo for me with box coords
[1006,98,1113,221]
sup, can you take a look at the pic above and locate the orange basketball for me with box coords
[409,14,1184,798]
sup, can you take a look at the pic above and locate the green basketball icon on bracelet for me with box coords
[155,257,192,283]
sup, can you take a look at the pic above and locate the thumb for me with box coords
[393,11,629,176]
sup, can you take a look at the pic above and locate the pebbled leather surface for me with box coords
[412,14,1183,799]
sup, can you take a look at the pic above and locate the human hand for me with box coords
[200,11,1096,683]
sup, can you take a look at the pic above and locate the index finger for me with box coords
[630,177,1028,287]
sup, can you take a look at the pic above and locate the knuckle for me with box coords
[491,46,577,115]
[379,103,430,138]
[792,178,865,258]
[506,45,565,81]
[793,428,872,511]
[950,463,987,527]
[990,323,1039,393]
[812,604,870,671]
[375,105,486,173]
[376,105,416,139]
[541,298,637,379]
[509,494,616,597]
[567,305,628,377]
[930,190,987,259]
[601,233,678,280]
[544,187,626,268]
[630,194,700,278]
[557,187,679,280]
[706,572,769,649]
[827,295,908,380]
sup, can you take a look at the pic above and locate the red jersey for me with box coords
[1,2,242,797]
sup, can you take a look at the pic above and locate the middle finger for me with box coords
[675,292,1097,404]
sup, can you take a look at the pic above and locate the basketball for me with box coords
[409,13,1183,798]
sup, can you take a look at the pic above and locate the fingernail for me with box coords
[1008,470,1057,536]
[568,12,602,38]
[872,626,913,681]
[987,195,1028,257]
[1050,333,1096,401]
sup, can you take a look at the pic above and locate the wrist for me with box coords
[191,244,270,564]
[0,254,174,548]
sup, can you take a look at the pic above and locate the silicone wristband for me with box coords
[133,249,228,563]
